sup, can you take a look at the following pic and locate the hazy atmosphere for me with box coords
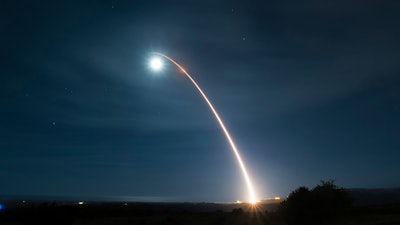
[1,0,399,202]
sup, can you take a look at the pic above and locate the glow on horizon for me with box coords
[149,52,258,204]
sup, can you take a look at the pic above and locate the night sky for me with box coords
[1,1,399,202]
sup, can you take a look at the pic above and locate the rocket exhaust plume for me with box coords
[151,52,257,203]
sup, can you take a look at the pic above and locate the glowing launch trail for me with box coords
[151,52,257,203]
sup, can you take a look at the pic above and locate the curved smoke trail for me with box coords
[152,52,257,203]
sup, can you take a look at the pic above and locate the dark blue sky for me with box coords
[1,0,399,202]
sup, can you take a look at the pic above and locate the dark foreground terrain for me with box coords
[0,201,274,225]
[1,201,400,225]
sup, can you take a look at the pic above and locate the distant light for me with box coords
[149,57,164,71]
[236,200,242,203]
[0,203,3,211]
[274,196,281,200]
[78,201,84,205]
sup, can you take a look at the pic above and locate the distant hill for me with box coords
[346,188,400,205]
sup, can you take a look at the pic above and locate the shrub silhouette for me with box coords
[278,180,352,225]
[231,207,244,215]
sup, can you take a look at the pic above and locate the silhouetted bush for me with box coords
[278,180,352,225]
[231,207,244,215]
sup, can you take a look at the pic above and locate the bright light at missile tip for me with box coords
[149,57,164,71]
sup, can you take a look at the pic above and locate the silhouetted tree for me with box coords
[311,180,352,222]
[279,186,312,225]
[278,180,352,225]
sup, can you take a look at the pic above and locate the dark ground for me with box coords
[1,200,400,225]
[0,201,276,225]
